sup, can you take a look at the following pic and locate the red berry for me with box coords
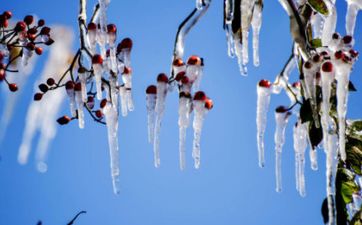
[335,50,343,59]
[349,49,359,58]
[123,67,132,74]
[173,58,184,67]
[87,22,97,31]
[34,92,43,101]
[157,73,168,83]
[315,72,321,79]
[38,19,45,27]
[275,106,288,113]
[0,52,3,62]
[312,54,321,63]
[35,47,43,55]
[87,96,95,109]
[193,91,206,101]
[2,19,8,28]
[0,69,5,81]
[65,80,75,90]
[40,26,51,35]
[258,79,271,88]
[100,99,107,108]
[107,24,117,33]
[292,81,300,88]
[3,11,12,19]
[342,35,352,44]
[44,38,54,46]
[74,82,82,91]
[117,38,133,52]
[57,115,71,125]
[146,85,157,94]
[332,33,340,40]
[46,78,55,86]
[24,15,34,25]
[321,61,333,72]
[181,76,189,84]
[175,71,186,81]
[92,54,103,64]
[8,83,18,92]
[26,42,35,51]
[187,55,201,65]
[95,110,103,118]
[15,21,26,32]
[38,83,48,93]
[204,98,213,110]
[179,91,191,98]
[304,61,312,69]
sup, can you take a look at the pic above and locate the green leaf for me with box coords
[308,0,329,16]
[341,180,359,204]
[347,120,362,142]
[311,38,322,48]
[349,81,357,91]
[346,137,362,175]
[351,209,362,225]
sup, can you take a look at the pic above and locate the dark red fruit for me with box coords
[87,96,95,109]
[275,106,288,113]
[57,115,71,125]
[193,91,206,101]
[304,61,312,69]
[258,79,271,88]
[74,82,82,91]
[38,19,45,27]
[117,38,133,52]
[46,78,55,86]
[107,24,117,33]
[312,54,321,63]
[187,55,201,66]
[92,54,103,64]
[38,83,48,93]
[292,82,300,88]
[44,38,54,46]
[65,80,75,90]
[349,49,359,58]
[35,47,43,55]
[334,50,343,59]
[157,73,168,83]
[95,110,103,118]
[321,61,333,73]
[15,21,26,32]
[173,58,184,67]
[3,11,12,19]
[123,67,132,74]
[181,76,189,84]
[175,72,186,81]
[8,83,18,92]
[100,99,107,108]
[332,33,340,40]
[205,98,213,110]
[146,85,157,94]
[34,92,43,101]
[26,42,35,51]
[87,22,97,31]
[40,26,51,35]
[23,15,34,25]
[342,35,352,44]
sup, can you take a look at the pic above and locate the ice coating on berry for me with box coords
[146,85,157,94]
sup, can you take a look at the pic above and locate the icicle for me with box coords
[78,69,88,102]
[274,106,290,193]
[335,60,352,161]
[302,61,320,128]
[146,86,157,144]
[240,0,255,66]
[87,23,97,53]
[107,24,118,73]
[192,92,212,169]
[326,133,338,225]
[311,13,324,39]
[196,0,203,9]
[321,0,337,46]
[21,46,33,67]
[119,86,128,117]
[178,92,192,170]
[92,55,104,100]
[225,24,236,58]
[346,1,360,36]
[97,0,110,58]
[65,81,77,117]
[109,75,119,109]
[293,120,308,197]
[256,79,272,168]
[103,102,121,195]
[74,83,85,129]
[251,2,262,67]
[117,38,133,68]
[234,37,248,75]
[186,56,202,83]
[121,67,134,111]
[153,74,169,168]
[310,148,318,170]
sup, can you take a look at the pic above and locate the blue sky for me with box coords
[0,0,361,225]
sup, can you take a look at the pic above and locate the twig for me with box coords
[67,210,87,225]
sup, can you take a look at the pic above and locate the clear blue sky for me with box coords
[0,0,361,225]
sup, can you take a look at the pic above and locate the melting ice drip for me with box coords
[224,0,263,75]
[146,56,213,170]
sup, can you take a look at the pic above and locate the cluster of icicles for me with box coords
[224,0,263,75]
[146,55,213,170]
[63,0,133,194]
[256,32,359,222]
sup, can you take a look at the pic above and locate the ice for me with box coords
[97,0,110,58]
[311,13,324,39]
[346,1,361,36]
[322,1,337,46]
[186,64,202,90]
[335,61,352,161]
[192,65,204,92]
[119,86,128,117]
[240,0,256,66]
[75,87,85,129]
[78,71,88,102]
[21,47,33,67]
[225,24,236,58]
[109,75,119,109]
[153,82,168,168]
[121,71,134,111]
[146,92,157,143]
[234,38,248,75]
[87,29,97,53]
[303,62,320,128]
[310,148,318,170]
[256,84,271,167]
[293,121,308,196]
[196,0,203,9]
[103,102,121,194]
[66,86,77,117]
[251,3,262,67]
[178,95,192,170]
[118,49,131,68]
[326,133,338,225]
[126,89,134,111]
[274,108,290,192]
[93,64,103,100]
[192,100,208,169]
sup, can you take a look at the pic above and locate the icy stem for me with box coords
[103,102,121,195]
[256,85,271,167]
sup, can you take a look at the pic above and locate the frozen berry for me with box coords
[275,105,288,113]
[38,83,48,92]
[173,58,184,67]
[65,80,75,90]
[342,35,352,44]
[14,21,26,32]
[304,61,312,69]
[187,55,201,65]
[117,38,133,52]
[258,79,271,88]
[40,26,51,35]
[100,99,107,108]
[205,98,213,110]
[3,11,12,19]
[46,78,55,86]
[87,22,97,31]
[181,76,189,84]
[23,15,34,25]
[57,115,71,125]
[8,83,18,92]
[34,92,43,101]
[74,82,82,91]
[146,85,157,94]
[35,47,43,55]
[92,54,103,64]
[95,110,103,118]
[175,72,186,81]
[157,73,168,83]
[193,91,206,101]
[38,19,45,27]
[123,67,132,74]
[107,24,117,33]
[321,61,333,73]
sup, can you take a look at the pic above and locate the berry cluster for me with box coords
[0,10,53,92]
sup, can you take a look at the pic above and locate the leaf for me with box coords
[308,0,329,16]
[351,209,362,225]
[310,38,322,48]
[347,120,362,142]
[300,99,313,123]
[309,120,323,148]
[349,81,357,91]
[346,137,362,175]
[340,180,359,204]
